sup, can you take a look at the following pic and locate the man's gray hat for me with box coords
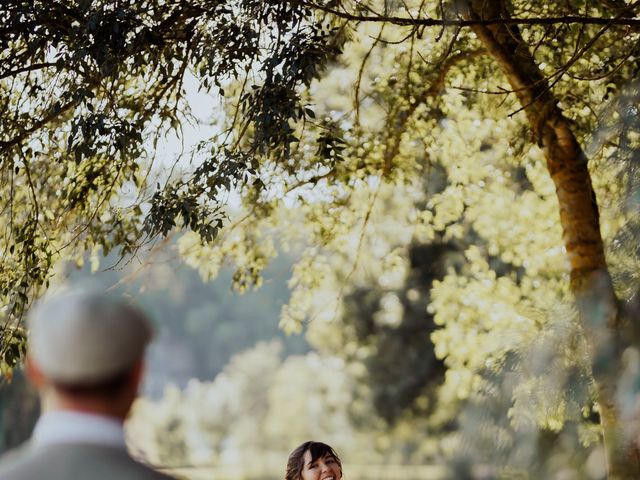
[28,290,153,384]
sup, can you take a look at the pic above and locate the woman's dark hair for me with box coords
[285,441,342,480]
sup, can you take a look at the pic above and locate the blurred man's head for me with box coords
[25,290,153,420]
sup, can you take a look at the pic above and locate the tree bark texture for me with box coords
[462,0,635,477]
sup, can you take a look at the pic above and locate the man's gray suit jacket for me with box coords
[0,442,177,480]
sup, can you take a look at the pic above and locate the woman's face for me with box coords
[300,449,342,480]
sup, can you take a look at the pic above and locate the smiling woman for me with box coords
[285,441,343,480]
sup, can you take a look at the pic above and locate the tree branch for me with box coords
[0,62,58,81]
[383,49,486,173]
[302,1,640,28]
[0,98,80,155]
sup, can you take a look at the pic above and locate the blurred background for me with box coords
[0,241,453,479]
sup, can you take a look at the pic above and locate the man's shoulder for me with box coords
[0,442,35,478]
[0,443,177,480]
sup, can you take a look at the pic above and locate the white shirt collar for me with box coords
[32,410,127,450]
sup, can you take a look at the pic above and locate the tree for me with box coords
[2,0,640,476]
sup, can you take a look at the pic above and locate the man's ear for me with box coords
[128,358,145,392]
[25,356,47,388]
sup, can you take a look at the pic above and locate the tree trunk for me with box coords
[462,0,636,477]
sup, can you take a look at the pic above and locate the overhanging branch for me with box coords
[0,98,79,155]
[303,1,640,28]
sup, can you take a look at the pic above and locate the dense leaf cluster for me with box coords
[0,0,343,364]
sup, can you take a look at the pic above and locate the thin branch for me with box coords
[0,97,80,155]
[301,1,640,27]
[354,24,385,129]
[331,177,383,321]
[383,49,486,171]
[508,15,619,117]
[105,233,175,291]
[564,43,638,81]
[18,148,46,240]
[223,65,252,146]
[0,62,58,81]
[54,161,124,255]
